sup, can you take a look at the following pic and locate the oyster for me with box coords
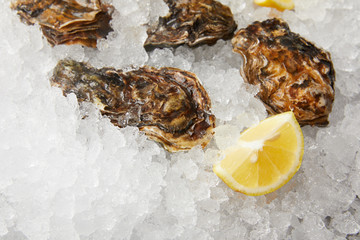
[232,18,335,126]
[50,59,215,152]
[11,0,113,48]
[144,0,237,49]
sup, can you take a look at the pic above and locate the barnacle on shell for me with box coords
[11,0,113,48]
[50,59,215,152]
[232,18,335,126]
[144,0,237,50]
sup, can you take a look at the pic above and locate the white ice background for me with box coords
[0,0,360,239]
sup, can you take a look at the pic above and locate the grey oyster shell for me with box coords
[232,18,335,126]
[11,0,113,48]
[144,0,237,50]
[50,59,215,152]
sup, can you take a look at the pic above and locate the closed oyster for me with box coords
[11,0,113,48]
[232,18,335,126]
[50,59,215,152]
[144,0,237,49]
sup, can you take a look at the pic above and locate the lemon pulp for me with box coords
[254,0,295,11]
[213,111,304,196]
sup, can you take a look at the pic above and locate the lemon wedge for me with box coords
[254,0,295,11]
[213,111,304,196]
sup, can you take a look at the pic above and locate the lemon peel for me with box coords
[254,0,295,11]
[213,111,304,196]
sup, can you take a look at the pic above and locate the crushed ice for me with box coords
[0,0,359,239]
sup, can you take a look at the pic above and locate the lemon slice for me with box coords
[254,0,295,11]
[213,112,304,196]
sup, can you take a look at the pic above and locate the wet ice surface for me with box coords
[0,0,360,239]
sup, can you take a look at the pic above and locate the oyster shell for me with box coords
[232,18,335,126]
[50,59,215,152]
[11,0,113,48]
[144,0,237,49]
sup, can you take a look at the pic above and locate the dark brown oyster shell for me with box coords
[232,18,335,126]
[144,0,237,50]
[50,59,215,152]
[11,0,113,48]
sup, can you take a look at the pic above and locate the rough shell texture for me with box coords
[144,0,237,50]
[232,18,335,126]
[11,0,113,48]
[50,59,215,152]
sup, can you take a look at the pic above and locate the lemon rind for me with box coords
[253,0,295,11]
[213,112,304,196]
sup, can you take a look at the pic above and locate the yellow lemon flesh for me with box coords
[213,111,304,196]
[254,0,295,11]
